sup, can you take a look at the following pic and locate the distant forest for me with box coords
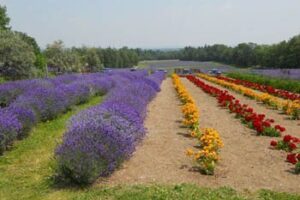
[1,4,300,81]
[139,34,300,69]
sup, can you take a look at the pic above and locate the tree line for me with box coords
[0,5,139,80]
[139,35,300,69]
[179,35,300,68]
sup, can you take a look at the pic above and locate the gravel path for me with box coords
[100,78,300,193]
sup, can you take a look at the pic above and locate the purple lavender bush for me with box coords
[54,71,165,185]
[0,73,114,155]
[0,82,24,107]
[4,105,36,139]
[0,73,93,108]
[12,87,68,122]
[0,109,22,154]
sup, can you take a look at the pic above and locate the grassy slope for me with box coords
[0,95,299,200]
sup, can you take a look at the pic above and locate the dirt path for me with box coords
[102,78,196,184]
[197,76,300,137]
[100,78,300,193]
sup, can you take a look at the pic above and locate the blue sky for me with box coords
[1,0,300,48]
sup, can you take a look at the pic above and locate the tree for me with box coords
[14,31,46,72]
[0,5,10,30]
[44,41,84,73]
[84,48,102,72]
[0,30,36,80]
[44,40,68,73]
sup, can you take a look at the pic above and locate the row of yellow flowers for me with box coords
[198,73,300,120]
[172,74,223,175]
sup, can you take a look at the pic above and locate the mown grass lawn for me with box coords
[0,95,299,200]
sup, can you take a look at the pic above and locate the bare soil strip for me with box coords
[101,78,300,193]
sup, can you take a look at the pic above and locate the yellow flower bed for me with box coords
[172,74,223,175]
[172,74,199,129]
[198,74,300,119]
[186,128,223,175]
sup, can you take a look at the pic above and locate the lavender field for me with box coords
[251,68,300,80]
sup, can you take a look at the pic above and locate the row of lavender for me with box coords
[54,71,165,184]
[0,74,107,108]
[0,73,115,154]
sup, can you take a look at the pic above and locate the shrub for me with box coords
[55,71,165,185]
[0,109,21,154]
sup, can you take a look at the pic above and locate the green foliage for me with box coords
[0,30,36,80]
[99,47,139,68]
[34,53,46,70]
[45,44,139,73]
[15,31,41,54]
[295,162,300,174]
[226,72,300,93]
[0,76,5,83]
[136,48,179,60]
[0,5,10,30]
[84,48,102,72]
[44,40,82,73]
[179,34,300,68]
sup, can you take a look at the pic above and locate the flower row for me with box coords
[172,74,223,175]
[172,74,200,129]
[198,74,300,120]
[0,73,114,154]
[187,75,300,174]
[270,135,300,174]
[186,128,223,175]
[216,76,300,101]
[0,73,102,108]
[186,75,285,137]
[55,71,165,184]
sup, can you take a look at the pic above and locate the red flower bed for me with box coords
[185,75,300,174]
[216,76,300,101]
[186,75,285,137]
[286,153,300,164]
[270,135,300,152]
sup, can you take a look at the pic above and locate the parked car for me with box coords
[208,69,222,76]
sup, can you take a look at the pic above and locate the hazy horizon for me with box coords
[1,0,300,49]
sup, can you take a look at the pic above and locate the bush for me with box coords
[55,107,138,184]
[0,73,114,155]
[0,30,36,80]
[55,71,165,185]
[0,109,21,154]
[5,105,36,139]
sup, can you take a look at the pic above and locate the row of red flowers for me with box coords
[270,135,300,173]
[185,75,300,174]
[216,76,300,101]
[186,75,285,137]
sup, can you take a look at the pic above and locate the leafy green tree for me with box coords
[44,40,66,73]
[64,49,82,72]
[0,5,10,30]
[44,41,84,73]
[0,30,36,80]
[84,48,102,72]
